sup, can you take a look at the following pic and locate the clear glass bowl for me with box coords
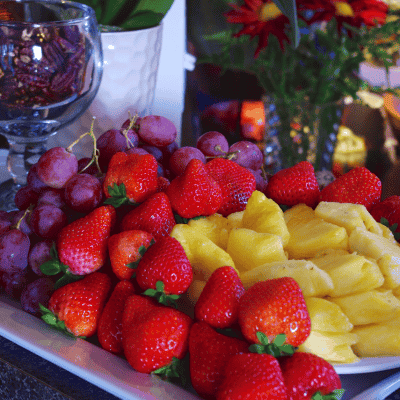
[0,0,103,211]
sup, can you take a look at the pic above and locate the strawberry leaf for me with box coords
[143,280,180,308]
[39,304,85,339]
[54,271,84,290]
[104,183,133,208]
[380,217,400,240]
[311,389,345,400]
[40,259,62,275]
[249,332,296,357]
[174,214,206,224]
[126,243,154,269]
[152,357,181,380]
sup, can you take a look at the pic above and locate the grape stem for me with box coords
[205,148,238,161]
[14,205,33,230]
[121,111,140,149]
[67,117,103,176]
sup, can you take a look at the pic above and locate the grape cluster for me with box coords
[1,113,267,318]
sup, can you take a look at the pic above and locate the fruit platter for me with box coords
[1,114,400,399]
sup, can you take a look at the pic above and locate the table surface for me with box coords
[1,149,400,400]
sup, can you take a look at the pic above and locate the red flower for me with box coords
[225,0,290,57]
[298,0,388,31]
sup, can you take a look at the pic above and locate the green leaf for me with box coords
[274,0,299,48]
[152,357,181,380]
[40,260,62,276]
[130,0,174,20]
[121,11,164,30]
[174,214,206,224]
[143,280,180,308]
[54,272,84,291]
[311,389,345,400]
[104,183,131,208]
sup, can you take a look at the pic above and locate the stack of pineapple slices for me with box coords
[170,190,400,364]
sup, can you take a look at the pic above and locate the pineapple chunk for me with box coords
[188,214,231,250]
[241,260,333,297]
[305,297,353,333]
[226,228,287,273]
[242,190,290,246]
[378,222,398,244]
[298,330,359,363]
[283,204,348,259]
[170,224,238,281]
[186,280,206,306]
[311,252,384,297]
[315,202,383,236]
[330,289,400,326]
[226,211,244,229]
[393,285,400,298]
[352,315,400,357]
[349,227,400,289]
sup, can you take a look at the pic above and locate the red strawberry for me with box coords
[108,230,154,280]
[103,152,158,206]
[97,280,135,354]
[42,272,112,337]
[319,166,381,211]
[370,195,400,239]
[264,161,320,207]
[120,192,176,241]
[195,266,245,329]
[216,353,287,400]
[135,236,193,304]
[156,176,170,192]
[57,205,116,275]
[189,322,249,399]
[205,158,256,216]
[122,294,193,374]
[165,158,223,219]
[238,278,311,347]
[279,352,342,400]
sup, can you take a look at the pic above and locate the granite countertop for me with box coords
[0,335,119,400]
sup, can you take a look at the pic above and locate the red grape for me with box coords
[78,157,99,175]
[169,146,206,176]
[37,188,65,209]
[63,173,102,213]
[29,204,68,240]
[248,168,268,193]
[37,147,78,189]
[0,228,30,273]
[14,186,39,210]
[27,163,49,193]
[0,213,11,236]
[125,147,149,156]
[97,128,139,170]
[11,210,33,236]
[229,141,264,170]
[28,240,53,276]
[138,115,177,147]
[197,131,229,157]
[2,269,30,299]
[21,277,55,316]
[141,144,164,164]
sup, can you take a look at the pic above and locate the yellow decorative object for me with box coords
[333,126,367,169]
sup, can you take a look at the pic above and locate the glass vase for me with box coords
[262,95,344,174]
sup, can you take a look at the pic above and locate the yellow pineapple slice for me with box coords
[186,280,206,306]
[352,315,400,357]
[305,297,353,333]
[349,227,400,289]
[242,190,290,246]
[226,211,244,229]
[283,204,348,259]
[188,213,231,250]
[311,252,384,297]
[378,222,398,244]
[226,228,287,273]
[330,289,400,326]
[315,202,383,236]
[297,331,359,363]
[240,260,333,297]
[170,224,238,280]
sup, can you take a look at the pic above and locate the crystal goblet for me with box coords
[0,0,103,211]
